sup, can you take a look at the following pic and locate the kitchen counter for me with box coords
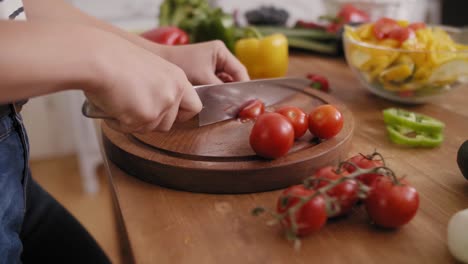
[101,53,468,264]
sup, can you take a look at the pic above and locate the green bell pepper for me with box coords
[386,125,444,148]
[383,108,445,134]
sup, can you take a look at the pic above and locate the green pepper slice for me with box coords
[383,108,445,134]
[386,125,444,148]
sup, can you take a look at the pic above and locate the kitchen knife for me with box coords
[81,77,311,126]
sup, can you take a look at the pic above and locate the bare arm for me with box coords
[0,21,96,102]
[22,0,249,83]
[22,0,167,57]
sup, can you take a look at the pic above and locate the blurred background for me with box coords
[20,1,464,263]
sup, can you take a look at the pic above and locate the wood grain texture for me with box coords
[102,86,354,193]
[103,53,468,264]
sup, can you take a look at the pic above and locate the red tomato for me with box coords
[306,74,330,92]
[238,99,265,121]
[345,154,384,186]
[337,4,371,24]
[250,113,294,159]
[387,26,411,43]
[308,105,344,139]
[313,166,359,217]
[365,177,419,228]
[408,22,426,32]
[277,185,327,237]
[275,106,309,139]
[141,26,189,45]
[373,17,401,40]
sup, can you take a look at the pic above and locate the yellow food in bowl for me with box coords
[344,19,468,102]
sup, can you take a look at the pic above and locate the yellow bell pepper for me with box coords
[234,33,288,79]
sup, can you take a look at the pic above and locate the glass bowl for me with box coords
[343,25,468,104]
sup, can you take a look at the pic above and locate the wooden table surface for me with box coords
[102,54,468,264]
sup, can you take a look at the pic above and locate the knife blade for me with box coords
[81,77,311,126]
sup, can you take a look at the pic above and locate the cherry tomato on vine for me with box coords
[365,177,419,228]
[345,154,384,186]
[250,113,294,159]
[238,99,265,121]
[276,185,327,237]
[308,105,344,139]
[275,106,309,139]
[313,166,359,217]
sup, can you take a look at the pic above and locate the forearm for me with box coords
[22,0,168,57]
[0,21,98,103]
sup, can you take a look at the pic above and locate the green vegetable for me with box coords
[287,37,338,54]
[382,108,445,148]
[254,26,338,40]
[383,108,445,134]
[158,0,236,51]
[191,9,235,51]
[386,125,444,148]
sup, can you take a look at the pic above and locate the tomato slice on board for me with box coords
[237,99,265,121]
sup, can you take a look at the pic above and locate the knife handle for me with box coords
[81,100,114,120]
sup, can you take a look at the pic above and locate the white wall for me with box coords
[22,0,437,159]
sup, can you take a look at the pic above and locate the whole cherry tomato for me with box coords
[277,185,327,237]
[308,105,344,139]
[238,99,265,121]
[141,26,189,45]
[365,177,419,228]
[275,106,309,139]
[250,113,294,159]
[313,166,359,217]
[345,154,384,186]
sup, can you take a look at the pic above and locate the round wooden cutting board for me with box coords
[102,87,354,194]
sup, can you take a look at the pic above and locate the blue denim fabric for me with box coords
[0,110,28,264]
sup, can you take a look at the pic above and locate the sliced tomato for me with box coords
[387,26,411,43]
[408,22,426,32]
[238,99,265,121]
[337,4,370,24]
[373,17,401,40]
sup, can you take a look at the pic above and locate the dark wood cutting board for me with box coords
[102,87,354,193]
